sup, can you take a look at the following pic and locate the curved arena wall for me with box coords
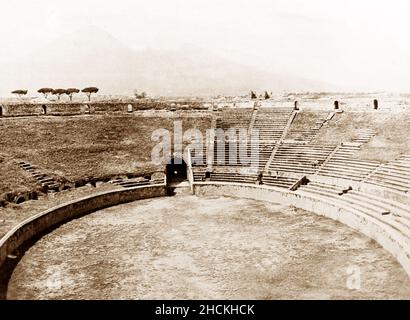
[0,184,166,269]
[1,180,409,296]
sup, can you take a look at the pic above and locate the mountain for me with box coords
[0,26,332,97]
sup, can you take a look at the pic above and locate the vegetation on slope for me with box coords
[0,114,212,202]
[0,156,39,204]
[315,111,410,162]
[286,111,329,137]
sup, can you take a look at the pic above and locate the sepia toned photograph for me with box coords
[1,0,410,307]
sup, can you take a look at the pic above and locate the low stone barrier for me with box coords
[1,180,409,294]
[45,103,83,115]
[0,103,131,117]
[0,104,42,116]
[0,101,208,117]
[357,182,410,205]
[0,184,166,269]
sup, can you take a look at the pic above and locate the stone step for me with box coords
[298,187,396,222]
[349,190,410,221]
[150,179,165,185]
[373,170,410,181]
[366,177,410,191]
[316,171,364,181]
[46,183,61,191]
[300,185,410,232]
[117,179,150,187]
[42,181,56,187]
[323,163,376,172]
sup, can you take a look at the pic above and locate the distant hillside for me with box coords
[0,26,332,97]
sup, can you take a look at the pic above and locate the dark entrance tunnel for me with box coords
[166,157,187,183]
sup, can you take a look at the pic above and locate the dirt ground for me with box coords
[7,194,410,300]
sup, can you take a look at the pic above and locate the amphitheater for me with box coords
[2,96,410,299]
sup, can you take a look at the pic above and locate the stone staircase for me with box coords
[267,144,336,175]
[215,108,253,131]
[19,161,63,192]
[286,112,334,143]
[314,143,380,181]
[262,174,298,189]
[351,128,377,144]
[364,154,410,193]
[209,171,258,184]
[253,107,294,142]
[296,181,410,235]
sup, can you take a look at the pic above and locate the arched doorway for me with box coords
[166,157,187,183]
[41,105,47,115]
[127,104,133,113]
[0,106,3,117]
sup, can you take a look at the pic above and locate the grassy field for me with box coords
[315,111,410,162]
[0,156,39,202]
[286,111,329,136]
[0,113,211,203]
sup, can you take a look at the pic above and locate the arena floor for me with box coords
[7,194,410,300]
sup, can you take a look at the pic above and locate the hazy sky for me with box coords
[1,0,410,91]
